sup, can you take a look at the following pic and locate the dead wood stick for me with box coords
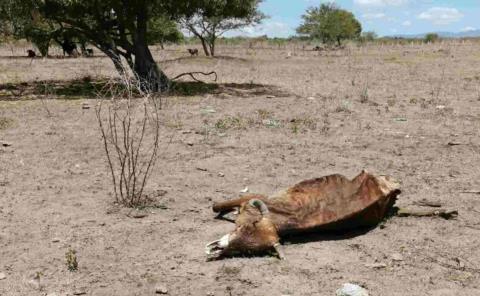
[412,199,442,208]
[171,71,218,83]
[460,191,480,195]
[397,208,458,220]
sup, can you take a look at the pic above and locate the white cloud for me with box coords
[362,13,386,20]
[418,7,463,25]
[402,20,412,26]
[354,0,408,6]
[461,26,476,32]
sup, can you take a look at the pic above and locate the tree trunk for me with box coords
[208,37,215,57]
[133,7,169,92]
[104,48,127,78]
[199,37,211,56]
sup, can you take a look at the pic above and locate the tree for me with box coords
[2,0,246,92]
[181,0,265,56]
[148,15,183,49]
[424,33,439,43]
[0,1,57,56]
[297,3,361,46]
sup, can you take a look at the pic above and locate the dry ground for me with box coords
[1,41,480,296]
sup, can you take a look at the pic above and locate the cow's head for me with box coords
[205,199,284,260]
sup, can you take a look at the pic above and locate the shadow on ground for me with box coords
[0,77,289,101]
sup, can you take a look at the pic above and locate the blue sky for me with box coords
[227,0,480,37]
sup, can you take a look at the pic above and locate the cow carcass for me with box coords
[206,171,400,260]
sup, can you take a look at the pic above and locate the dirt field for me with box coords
[1,41,480,296]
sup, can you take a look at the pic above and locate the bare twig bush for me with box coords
[95,70,162,207]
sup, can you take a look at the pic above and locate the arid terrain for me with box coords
[1,41,480,296]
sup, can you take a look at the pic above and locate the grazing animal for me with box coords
[85,48,94,57]
[61,40,78,57]
[313,46,323,51]
[27,50,36,58]
[206,171,400,260]
[188,48,199,56]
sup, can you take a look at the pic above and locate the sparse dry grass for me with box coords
[1,39,480,296]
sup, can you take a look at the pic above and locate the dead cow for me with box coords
[206,171,400,260]
[27,50,36,58]
[188,48,199,56]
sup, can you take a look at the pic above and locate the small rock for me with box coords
[186,142,194,146]
[447,141,462,146]
[27,279,42,290]
[155,284,168,294]
[218,172,225,177]
[196,167,208,172]
[266,95,276,99]
[73,289,87,295]
[365,262,387,269]
[336,283,369,296]
[46,293,59,296]
[1,142,12,147]
[240,187,249,193]
[391,253,404,262]
[128,210,148,219]
[52,238,60,243]
[0,272,6,280]
[81,103,90,110]
[306,97,316,100]
[200,106,216,114]
[436,105,446,109]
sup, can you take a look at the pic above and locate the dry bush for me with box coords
[95,74,162,207]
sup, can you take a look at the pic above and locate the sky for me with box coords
[226,0,480,37]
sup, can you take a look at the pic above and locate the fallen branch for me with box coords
[460,191,480,195]
[171,71,218,83]
[412,199,442,208]
[397,208,458,220]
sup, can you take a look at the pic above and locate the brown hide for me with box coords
[207,171,400,259]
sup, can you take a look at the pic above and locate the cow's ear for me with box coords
[273,243,285,260]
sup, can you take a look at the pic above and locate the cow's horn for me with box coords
[273,243,285,260]
[249,199,269,215]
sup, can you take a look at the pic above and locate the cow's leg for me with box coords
[212,194,266,213]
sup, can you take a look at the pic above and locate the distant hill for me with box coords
[390,30,480,39]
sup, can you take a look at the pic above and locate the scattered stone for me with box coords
[266,95,276,99]
[218,172,225,177]
[240,187,249,193]
[155,284,168,294]
[27,278,42,290]
[306,97,316,100]
[73,289,87,295]
[46,293,59,296]
[393,117,407,122]
[129,211,148,219]
[391,253,404,262]
[52,238,60,243]
[447,141,462,146]
[196,167,208,172]
[436,105,446,109]
[365,262,387,269]
[200,106,216,114]
[81,103,90,110]
[186,141,194,146]
[336,283,369,296]
[0,272,6,280]
[1,141,12,147]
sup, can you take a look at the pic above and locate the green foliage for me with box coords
[424,33,439,43]
[297,3,361,45]
[148,15,183,46]
[181,0,266,56]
